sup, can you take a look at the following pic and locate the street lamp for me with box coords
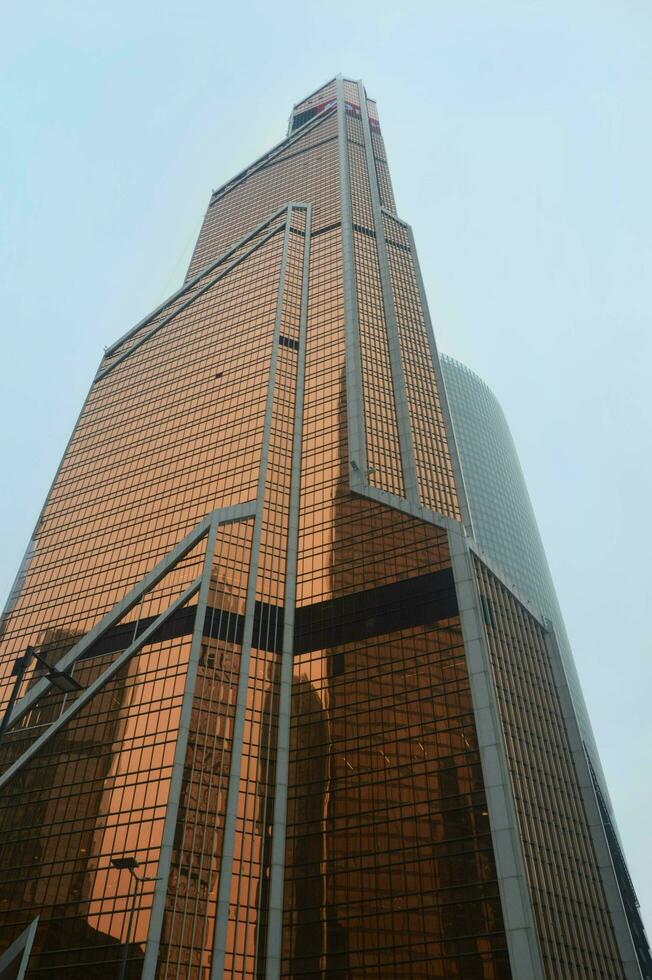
[110,856,159,980]
[0,645,83,741]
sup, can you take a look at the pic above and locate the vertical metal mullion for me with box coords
[447,530,545,980]
[171,584,225,979]
[196,533,244,964]
[210,209,293,980]
[238,480,278,972]
[252,298,298,979]
[404,221,473,532]
[544,628,642,979]
[236,221,300,977]
[356,79,419,505]
[265,204,311,979]
[142,514,220,979]
[336,75,367,493]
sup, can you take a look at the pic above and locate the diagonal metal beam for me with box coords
[0,576,202,792]
[105,205,292,358]
[4,501,255,733]
[0,915,40,979]
[97,223,287,381]
[141,511,221,977]
[208,107,336,210]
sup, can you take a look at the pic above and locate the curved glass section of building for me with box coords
[441,353,652,978]
[440,355,597,771]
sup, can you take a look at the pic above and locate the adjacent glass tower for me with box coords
[440,353,652,979]
[0,77,645,979]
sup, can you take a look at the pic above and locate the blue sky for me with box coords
[2,0,651,931]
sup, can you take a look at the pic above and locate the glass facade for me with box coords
[0,77,642,979]
[441,353,652,978]
[440,355,602,787]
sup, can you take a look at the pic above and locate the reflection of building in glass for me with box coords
[441,353,652,979]
[0,76,647,979]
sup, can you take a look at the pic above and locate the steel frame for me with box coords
[0,916,39,980]
[208,200,311,980]
[104,206,291,360]
[264,203,311,979]
[0,501,255,795]
[98,223,286,380]
[357,79,419,504]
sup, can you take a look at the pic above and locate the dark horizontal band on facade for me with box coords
[352,223,411,253]
[310,221,341,238]
[77,567,458,660]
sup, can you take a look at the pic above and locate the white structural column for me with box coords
[142,513,221,977]
[447,526,546,980]
[543,629,642,979]
[356,79,419,505]
[264,205,312,980]
[336,75,368,496]
[210,206,312,980]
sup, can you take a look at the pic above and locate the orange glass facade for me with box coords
[0,76,641,979]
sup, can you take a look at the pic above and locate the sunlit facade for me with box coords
[0,77,644,979]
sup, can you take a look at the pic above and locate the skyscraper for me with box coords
[0,76,645,979]
[440,353,652,979]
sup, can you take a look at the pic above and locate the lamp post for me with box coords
[0,645,83,742]
[110,856,159,980]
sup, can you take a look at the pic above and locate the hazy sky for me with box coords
[2,0,651,931]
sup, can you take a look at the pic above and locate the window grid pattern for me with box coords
[369,122,396,214]
[3,237,282,704]
[439,355,601,780]
[292,80,337,116]
[0,234,284,710]
[296,227,346,607]
[474,559,624,980]
[382,212,461,519]
[366,100,379,122]
[102,217,286,373]
[187,114,339,279]
[290,203,511,969]
[343,80,360,103]
[352,230,404,497]
[223,212,308,980]
[347,114,404,496]
[158,519,254,978]
[0,535,207,787]
[0,223,288,975]
[283,517,511,978]
[0,622,198,976]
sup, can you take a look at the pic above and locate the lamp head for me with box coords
[111,857,139,871]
